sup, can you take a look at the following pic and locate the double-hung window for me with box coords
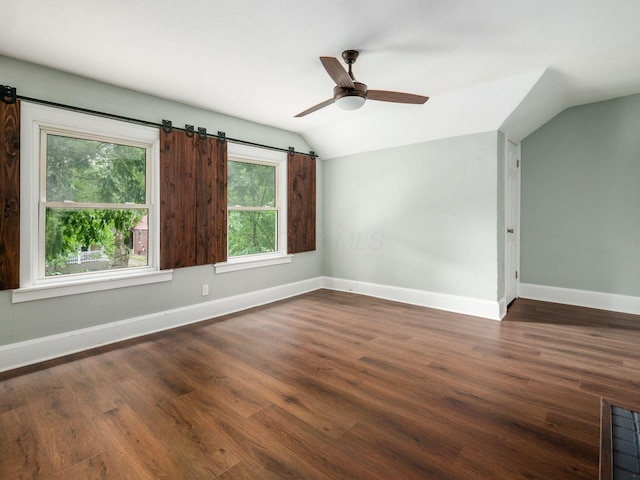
[42,131,150,276]
[15,103,169,303]
[228,158,277,256]
[215,143,290,273]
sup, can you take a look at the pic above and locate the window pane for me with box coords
[45,207,148,276]
[228,210,277,256]
[228,161,275,207]
[46,135,146,204]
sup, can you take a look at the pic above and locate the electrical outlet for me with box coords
[202,284,209,296]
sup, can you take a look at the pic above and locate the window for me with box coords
[215,143,290,273]
[15,103,170,303]
[228,159,277,256]
[43,132,149,276]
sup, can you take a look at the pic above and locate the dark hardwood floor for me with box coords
[1,289,640,479]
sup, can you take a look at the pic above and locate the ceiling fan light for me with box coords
[336,95,366,110]
[335,94,366,111]
[333,82,368,112]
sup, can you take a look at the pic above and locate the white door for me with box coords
[505,140,520,305]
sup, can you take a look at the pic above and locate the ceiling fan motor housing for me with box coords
[334,81,368,101]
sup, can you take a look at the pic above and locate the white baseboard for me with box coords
[322,276,503,321]
[0,276,506,373]
[498,297,508,319]
[519,283,640,316]
[0,277,323,373]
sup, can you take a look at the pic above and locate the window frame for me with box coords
[39,128,152,279]
[215,143,291,274]
[13,102,171,304]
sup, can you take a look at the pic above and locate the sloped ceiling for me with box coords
[2,0,640,158]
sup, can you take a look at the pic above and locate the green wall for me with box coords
[322,131,502,302]
[0,53,513,350]
[521,94,640,296]
[0,55,321,346]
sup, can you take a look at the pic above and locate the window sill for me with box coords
[12,269,173,304]
[214,254,293,274]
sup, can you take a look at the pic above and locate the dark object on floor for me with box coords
[601,398,640,480]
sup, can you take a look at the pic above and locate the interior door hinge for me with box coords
[515,271,519,279]
[517,159,520,168]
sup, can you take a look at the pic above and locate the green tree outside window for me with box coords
[227,159,278,257]
[44,134,148,275]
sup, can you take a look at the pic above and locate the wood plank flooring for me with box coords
[2,289,640,479]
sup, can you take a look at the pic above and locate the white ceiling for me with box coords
[3,0,640,158]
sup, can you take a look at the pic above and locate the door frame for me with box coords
[504,137,521,309]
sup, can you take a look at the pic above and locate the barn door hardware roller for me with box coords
[1,85,17,104]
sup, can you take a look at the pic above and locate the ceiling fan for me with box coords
[295,50,429,117]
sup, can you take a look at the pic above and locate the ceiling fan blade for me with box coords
[320,57,355,89]
[367,90,429,104]
[294,98,335,117]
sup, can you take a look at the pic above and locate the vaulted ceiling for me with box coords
[3,0,640,158]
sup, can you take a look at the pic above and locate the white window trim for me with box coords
[214,253,293,273]
[214,143,291,274]
[12,269,173,303]
[13,102,171,304]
